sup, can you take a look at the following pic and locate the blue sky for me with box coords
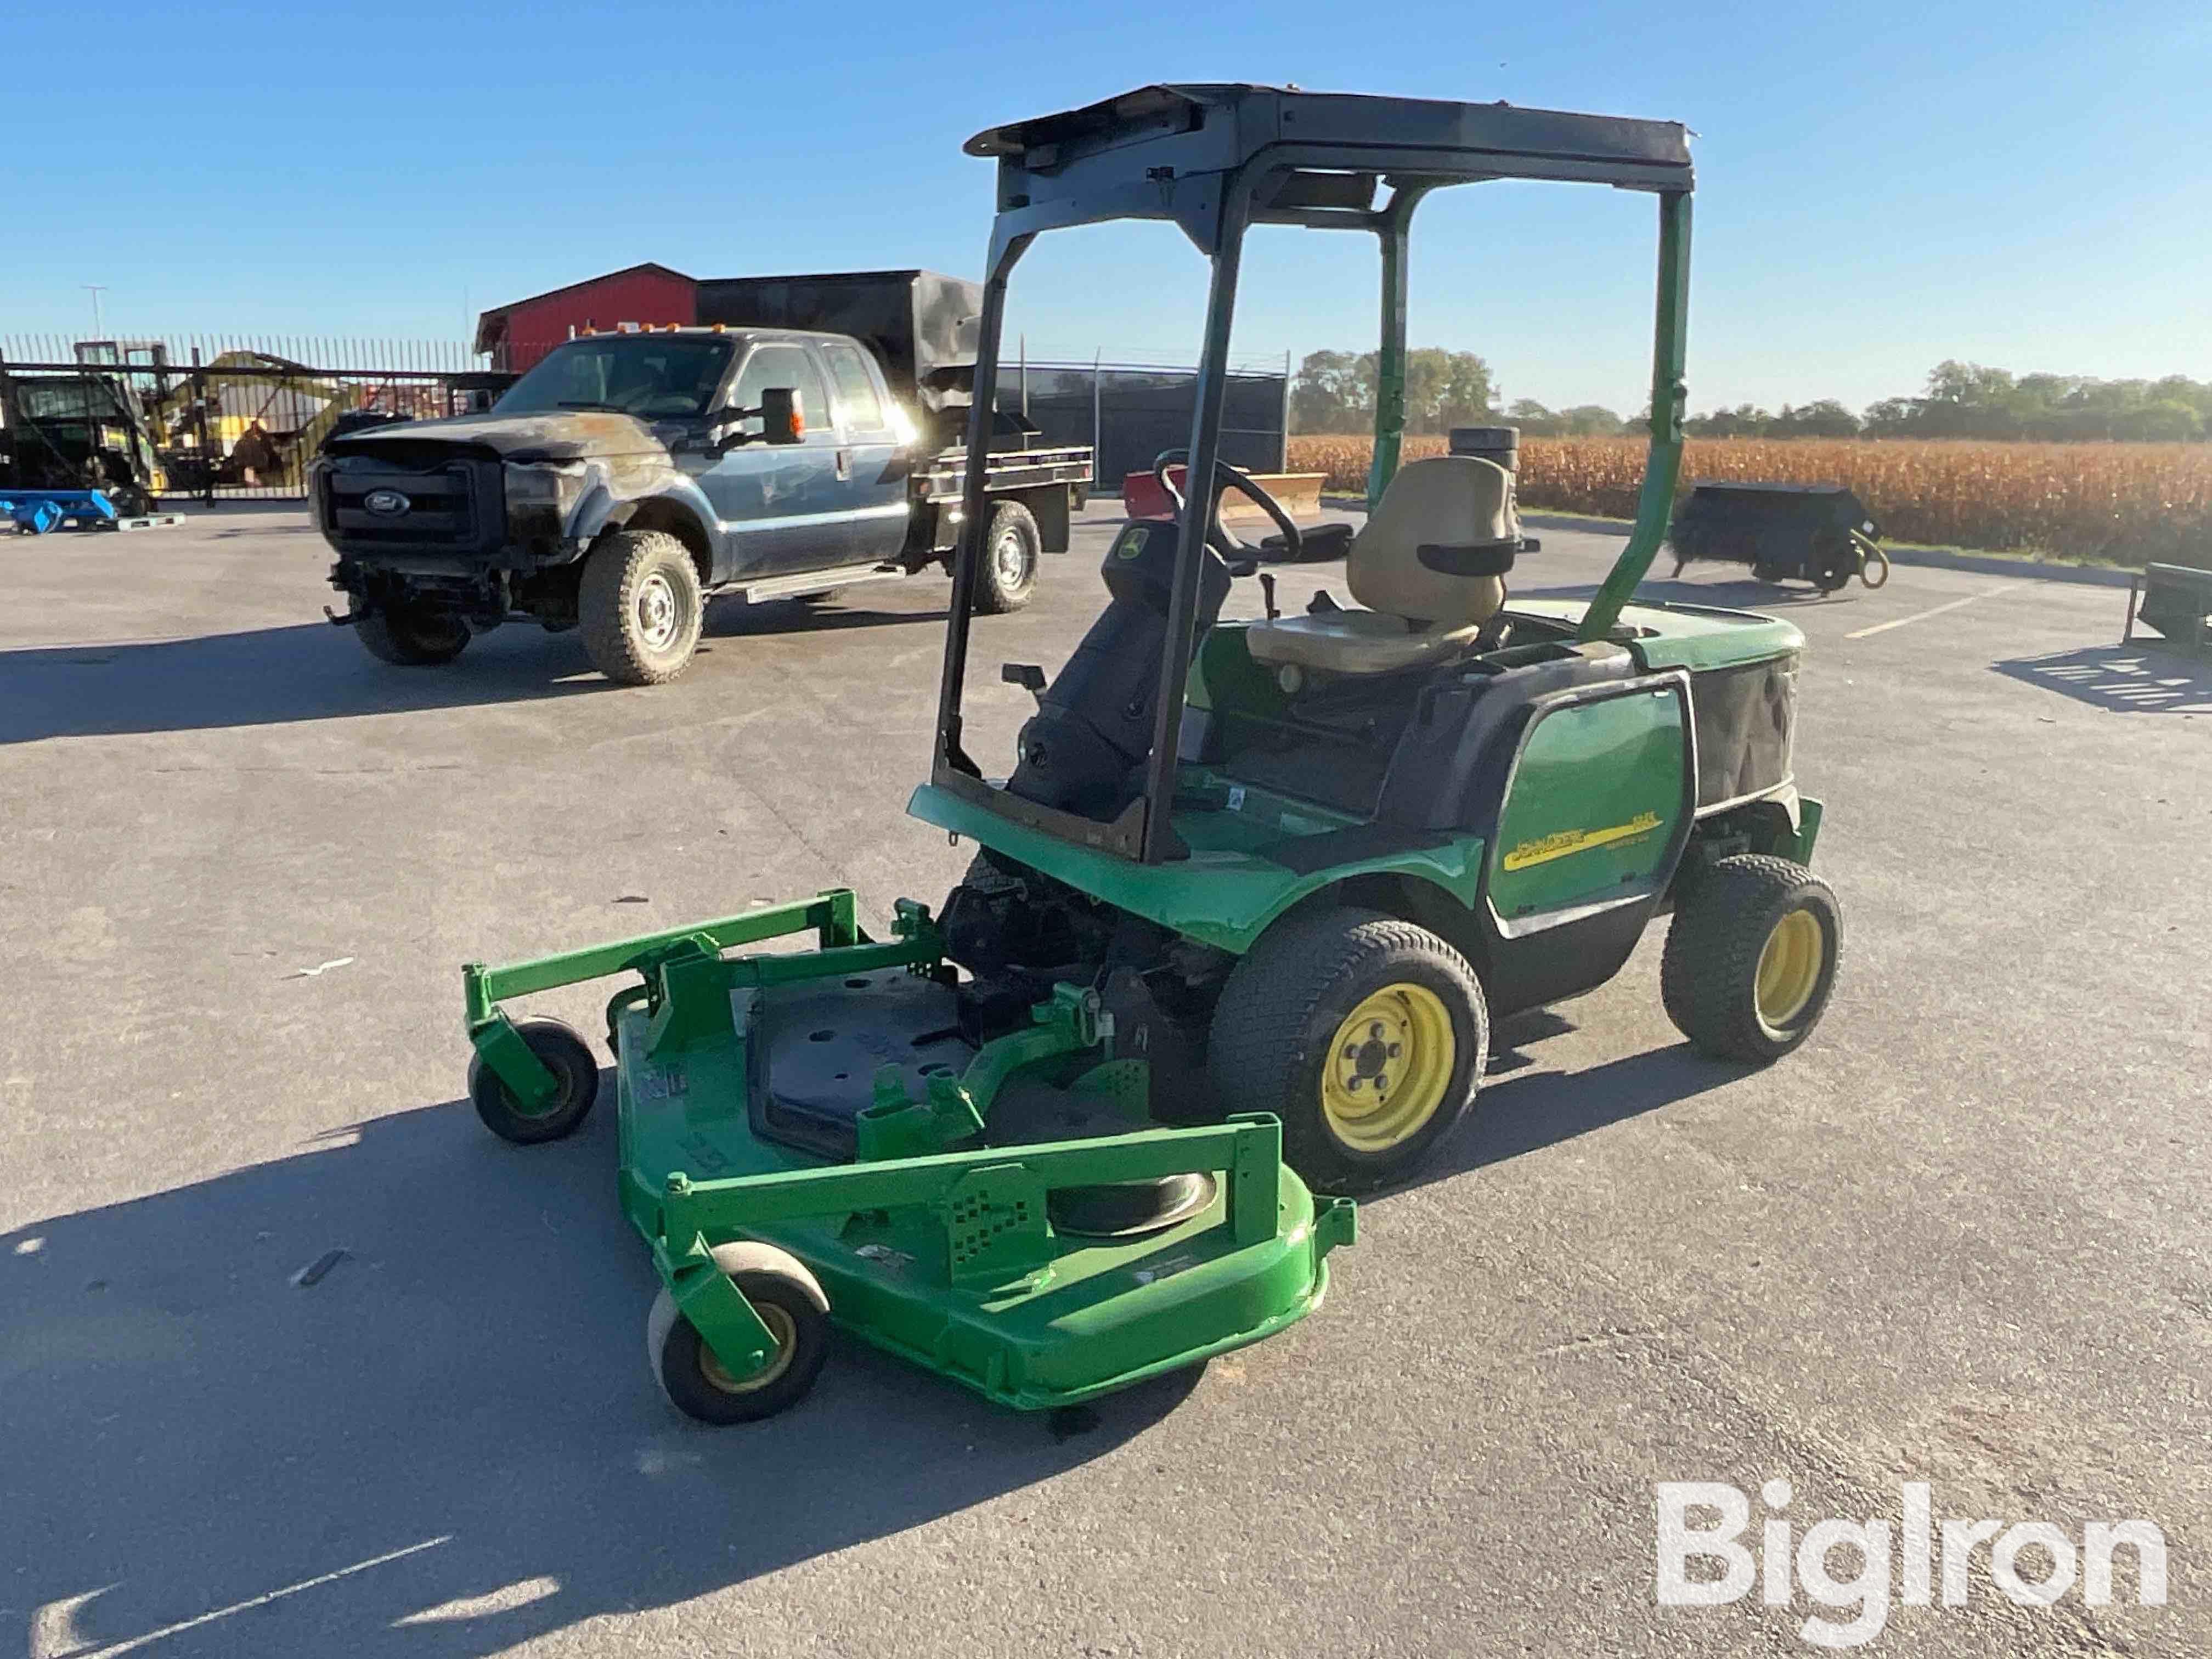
[6,1,2207,415]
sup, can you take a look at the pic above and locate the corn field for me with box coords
[1286,435,2212,566]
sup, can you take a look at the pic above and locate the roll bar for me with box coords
[934,84,1694,863]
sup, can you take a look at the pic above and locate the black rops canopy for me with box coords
[964,83,1693,253]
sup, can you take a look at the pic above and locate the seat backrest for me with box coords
[1347,455,1516,625]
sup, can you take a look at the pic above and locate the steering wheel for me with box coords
[1152,450,1302,566]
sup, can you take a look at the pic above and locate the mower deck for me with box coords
[466,890,1352,1414]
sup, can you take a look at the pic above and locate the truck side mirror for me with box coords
[759,387,804,445]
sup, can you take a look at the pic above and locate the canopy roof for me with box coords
[966,84,1691,248]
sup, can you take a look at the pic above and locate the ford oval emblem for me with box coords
[364,489,410,516]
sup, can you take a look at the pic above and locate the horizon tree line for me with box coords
[1291,351,2212,442]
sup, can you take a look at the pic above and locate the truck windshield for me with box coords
[495,336,733,420]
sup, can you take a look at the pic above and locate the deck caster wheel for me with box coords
[1208,905,1487,1197]
[467,1017,600,1144]
[1662,855,1841,1063]
[648,1242,831,1425]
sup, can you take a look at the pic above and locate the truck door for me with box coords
[818,339,911,565]
[701,342,842,577]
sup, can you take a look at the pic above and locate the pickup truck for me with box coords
[308,270,1092,683]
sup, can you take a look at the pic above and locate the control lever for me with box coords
[1001,662,1047,707]
[1258,572,1279,620]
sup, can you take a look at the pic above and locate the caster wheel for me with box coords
[468,1018,600,1144]
[647,1242,831,1425]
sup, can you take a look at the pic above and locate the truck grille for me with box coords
[325,455,501,554]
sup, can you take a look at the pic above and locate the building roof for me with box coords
[473,262,696,353]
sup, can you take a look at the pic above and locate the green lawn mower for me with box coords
[462,83,1841,1426]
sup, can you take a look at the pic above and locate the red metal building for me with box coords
[473,262,699,371]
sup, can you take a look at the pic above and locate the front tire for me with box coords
[648,1243,831,1425]
[970,500,1041,614]
[356,602,471,665]
[579,529,704,684]
[1208,905,1487,1195]
[1661,855,1841,1063]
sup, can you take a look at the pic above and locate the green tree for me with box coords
[2113,399,2203,442]
[1558,404,1625,437]
[1771,400,1861,438]
[1684,404,1773,438]
[1506,398,1563,436]
[1402,347,1496,432]
[1290,346,1493,434]
[1290,349,1372,433]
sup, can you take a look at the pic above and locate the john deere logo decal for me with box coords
[1503,810,1663,871]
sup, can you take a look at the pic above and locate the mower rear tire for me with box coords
[648,1243,831,1425]
[468,1017,600,1144]
[356,603,471,666]
[1208,905,1487,1196]
[970,501,1041,614]
[580,529,704,685]
[1662,855,1841,1063]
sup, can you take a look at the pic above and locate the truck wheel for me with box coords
[580,529,704,684]
[970,501,1041,614]
[1661,855,1841,1063]
[356,603,471,666]
[1207,905,1487,1195]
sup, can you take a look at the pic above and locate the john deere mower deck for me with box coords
[465,891,1348,1420]
[461,83,1843,1424]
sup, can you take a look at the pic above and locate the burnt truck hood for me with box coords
[324,410,669,464]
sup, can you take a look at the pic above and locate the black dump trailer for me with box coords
[695,269,982,449]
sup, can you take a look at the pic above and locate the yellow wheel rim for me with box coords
[1321,983,1457,1153]
[698,1302,797,1395]
[1754,909,1825,1028]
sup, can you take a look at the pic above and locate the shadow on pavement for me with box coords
[0,623,612,743]
[0,600,952,744]
[1993,645,2212,714]
[1391,1024,1739,1198]
[0,1093,1196,1656]
[707,595,949,639]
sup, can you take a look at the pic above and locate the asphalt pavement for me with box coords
[2,501,2207,1657]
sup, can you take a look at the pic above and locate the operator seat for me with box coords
[1244,455,1519,676]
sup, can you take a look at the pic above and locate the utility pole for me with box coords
[83,285,108,343]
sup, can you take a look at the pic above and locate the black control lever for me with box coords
[1001,662,1047,707]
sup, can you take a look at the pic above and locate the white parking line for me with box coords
[1845,582,2018,639]
[30,1537,451,1658]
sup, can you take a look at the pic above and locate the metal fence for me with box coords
[0,331,1292,506]
[0,334,501,501]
